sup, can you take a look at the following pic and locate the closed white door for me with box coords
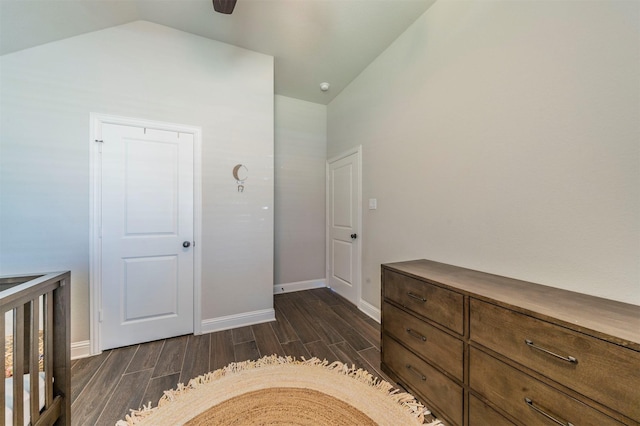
[100,123,194,350]
[327,150,360,305]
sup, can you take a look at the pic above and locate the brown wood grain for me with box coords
[273,297,320,344]
[234,340,260,362]
[151,335,188,378]
[383,335,463,426]
[286,291,344,345]
[382,260,640,426]
[70,289,439,426]
[126,339,164,373]
[469,347,623,426]
[252,322,286,357]
[384,259,640,348]
[71,345,138,425]
[180,334,211,383]
[384,269,464,335]
[468,394,515,426]
[141,372,180,407]
[383,301,464,381]
[96,369,153,425]
[471,298,640,421]
[210,330,235,371]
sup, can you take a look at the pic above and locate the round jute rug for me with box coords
[117,355,443,426]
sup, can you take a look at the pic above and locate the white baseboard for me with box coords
[71,340,92,360]
[358,299,381,323]
[200,308,276,334]
[273,279,326,294]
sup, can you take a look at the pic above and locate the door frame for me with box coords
[325,145,362,307]
[89,113,202,355]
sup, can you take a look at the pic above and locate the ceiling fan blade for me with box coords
[213,0,237,14]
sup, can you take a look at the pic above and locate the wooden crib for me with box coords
[0,272,70,425]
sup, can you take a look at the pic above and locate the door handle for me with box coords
[183,241,191,248]
[351,234,357,239]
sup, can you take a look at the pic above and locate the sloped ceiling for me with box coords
[0,0,436,104]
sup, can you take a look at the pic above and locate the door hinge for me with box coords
[99,310,103,322]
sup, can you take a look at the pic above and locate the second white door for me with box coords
[327,149,361,305]
[100,123,194,350]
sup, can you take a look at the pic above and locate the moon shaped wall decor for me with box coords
[233,164,248,192]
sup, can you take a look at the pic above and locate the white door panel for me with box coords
[122,255,178,322]
[101,123,194,350]
[327,150,360,304]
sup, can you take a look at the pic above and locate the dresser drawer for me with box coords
[469,394,515,426]
[383,270,464,334]
[470,298,640,421]
[383,335,463,426]
[469,347,623,426]
[383,301,463,380]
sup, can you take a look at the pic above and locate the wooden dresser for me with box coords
[380,260,640,426]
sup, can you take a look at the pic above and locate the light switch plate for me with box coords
[369,198,377,210]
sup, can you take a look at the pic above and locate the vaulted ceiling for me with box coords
[0,0,436,104]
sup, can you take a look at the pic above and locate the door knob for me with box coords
[351,234,357,239]
[183,241,191,248]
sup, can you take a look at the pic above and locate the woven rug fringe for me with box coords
[116,354,443,426]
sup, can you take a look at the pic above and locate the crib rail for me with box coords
[0,271,70,426]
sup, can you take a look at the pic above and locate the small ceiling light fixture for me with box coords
[320,82,330,92]
[213,0,237,14]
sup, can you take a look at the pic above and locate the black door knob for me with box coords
[351,234,357,239]
[183,241,191,248]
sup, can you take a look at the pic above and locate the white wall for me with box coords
[0,21,275,344]
[274,95,327,287]
[328,0,640,307]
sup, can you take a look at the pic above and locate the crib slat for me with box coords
[53,275,71,426]
[14,306,25,426]
[44,290,54,408]
[30,297,41,423]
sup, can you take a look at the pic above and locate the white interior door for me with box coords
[327,149,361,305]
[100,123,194,350]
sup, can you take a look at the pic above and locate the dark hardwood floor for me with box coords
[70,288,396,426]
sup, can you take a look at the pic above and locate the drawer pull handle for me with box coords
[407,292,426,302]
[405,364,426,381]
[525,398,574,426]
[406,328,427,342]
[525,339,578,364]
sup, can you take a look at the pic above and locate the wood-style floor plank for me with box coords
[329,340,370,371]
[288,291,345,345]
[306,296,374,351]
[234,340,260,362]
[140,372,180,408]
[71,345,138,425]
[252,322,286,357]
[151,335,188,378]
[331,304,380,349]
[231,326,254,344]
[70,289,438,426]
[180,334,211,383]
[274,297,320,344]
[70,350,110,403]
[270,305,299,344]
[210,330,235,371]
[280,339,311,359]
[359,346,393,383]
[95,369,153,426]
[126,340,164,373]
[304,340,337,362]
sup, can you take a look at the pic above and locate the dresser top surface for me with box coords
[383,259,640,350]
